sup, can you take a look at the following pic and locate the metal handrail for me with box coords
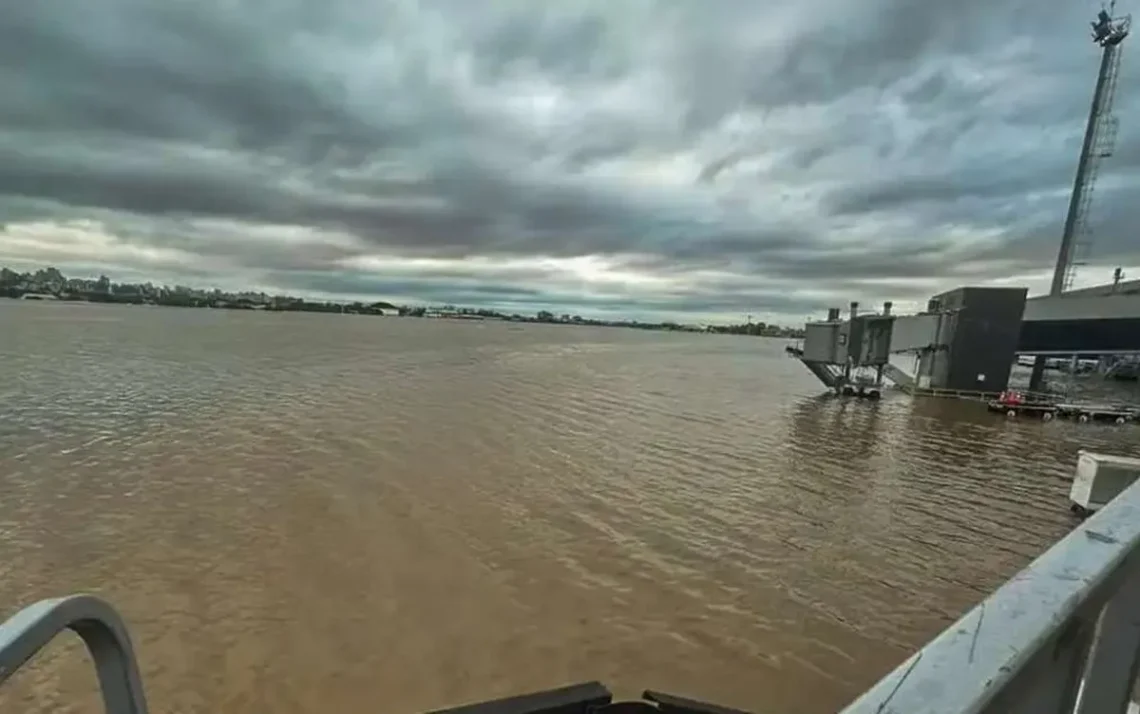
[906,386,1002,400]
[842,475,1140,714]
[0,594,149,714]
[906,385,1067,402]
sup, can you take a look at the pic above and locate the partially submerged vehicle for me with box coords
[987,390,1138,424]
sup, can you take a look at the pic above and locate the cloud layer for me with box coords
[2,0,1140,320]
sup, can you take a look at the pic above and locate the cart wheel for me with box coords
[1078,414,1090,424]
[1007,410,1017,418]
[1116,416,1127,425]
[1043,412,1054,421]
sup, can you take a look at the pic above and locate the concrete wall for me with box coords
[1023,294,1140,321]
[1034,277,1140,298]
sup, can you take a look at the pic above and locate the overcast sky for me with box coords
[2,0,1139,322]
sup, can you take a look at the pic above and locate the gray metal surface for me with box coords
[1025,295,1140,322]
[841,476,1140,714]
[880,363,915,389]
[800,359,843,389]
[887,314,944,354]
[0,594,149,714]
[851,316,893,367]
[1047,278,1140,298]
[802,322,843,364]
[1018,315,1140,355]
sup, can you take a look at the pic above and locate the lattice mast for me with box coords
[1051,3,1132,295]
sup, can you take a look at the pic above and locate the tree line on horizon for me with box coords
[0,264,804,336]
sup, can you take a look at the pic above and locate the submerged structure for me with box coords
[900,288,1028,393]
[790,287,1029,396]
[789,4,1139,395]
[789,301,895,397]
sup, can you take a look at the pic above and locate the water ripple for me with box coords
[0,301,1134,714]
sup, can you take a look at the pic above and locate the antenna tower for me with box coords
[1051,2,1132,294]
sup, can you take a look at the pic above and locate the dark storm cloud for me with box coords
[3,0,1140,318]
[749,0,1034,106]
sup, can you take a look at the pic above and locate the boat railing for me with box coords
[0,594,149,714]
[905,385,1003,400]
[842,474,1140,714]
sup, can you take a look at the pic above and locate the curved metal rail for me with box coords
[843,474,1140,714]
[0,594,148,714]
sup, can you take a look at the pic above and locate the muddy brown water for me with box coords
[2,301,1134,714]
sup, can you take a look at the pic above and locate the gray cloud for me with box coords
[2,0,1140,320]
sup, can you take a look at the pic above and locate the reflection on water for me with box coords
[1,301,1136,714]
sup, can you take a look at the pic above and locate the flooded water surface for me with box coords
[1,301,1135,714]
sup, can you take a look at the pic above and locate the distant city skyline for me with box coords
[3,256,815,326]
[0,253,829,326]
[0,264,805,336]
